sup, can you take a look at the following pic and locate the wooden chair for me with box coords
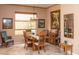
[23,31,32,50]
[33,31,46,54]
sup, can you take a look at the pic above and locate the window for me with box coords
[15,13,37,35]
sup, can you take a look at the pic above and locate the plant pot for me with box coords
[64,41,67,44]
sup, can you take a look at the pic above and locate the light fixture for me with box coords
[29,6,36,27]
[31,6,37,21]
[32,6,36,20]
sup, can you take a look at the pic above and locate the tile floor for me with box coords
[0,43,65,55]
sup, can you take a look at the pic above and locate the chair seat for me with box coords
[34,42,44,46]
[5,39,14,43]
[27,41,32,43]
[34,42,39,45]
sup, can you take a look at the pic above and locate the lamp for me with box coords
[29,6,37,35]
[30,6,36,21]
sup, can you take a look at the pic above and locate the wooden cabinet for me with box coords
[46,32,57,45]
[0,34,2,46]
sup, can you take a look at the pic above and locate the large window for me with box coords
[15,13,37,35]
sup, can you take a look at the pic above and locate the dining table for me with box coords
[28,34,48,51]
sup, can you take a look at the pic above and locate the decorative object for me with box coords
[64,40,68,44]
[2,18,13,29]
[64,14,74,38]
[38,19,45,28]
[51,10,60,29]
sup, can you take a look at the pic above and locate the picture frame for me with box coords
[64,14,74,38]
[38,19,45,28]
[2,18,13,29]
[51,10,60,29]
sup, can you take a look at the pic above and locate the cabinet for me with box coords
[0,34,2,46]
[46,32,57,45]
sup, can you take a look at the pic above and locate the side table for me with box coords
[59,43,73,55]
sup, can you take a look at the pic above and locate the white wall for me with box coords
[0,5,47,44]
[47,4,79,54]
[0,5,47,36]
[61,4,79,54]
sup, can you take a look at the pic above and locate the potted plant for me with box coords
[64,40,68,44]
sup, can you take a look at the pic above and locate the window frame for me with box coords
[15,12,37,35]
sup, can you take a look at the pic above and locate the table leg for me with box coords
[64,47,67,55]
[71,46,72,55]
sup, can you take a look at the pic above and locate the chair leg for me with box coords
[5,44,7,47]
[32,44,35,51]
[24,44,28,50]
[38,46,40,54]
[26,44,28,50]
[5,43,8,47]
[24,44,26,48]
[43,46,46,52]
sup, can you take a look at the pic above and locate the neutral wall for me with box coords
[47,4,79,54]
[0,5,47,36]
[46,5,61,30]
[0,5,48,44]
[61,4,79,54]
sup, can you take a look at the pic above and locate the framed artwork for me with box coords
[51,10,60,29]
[2,18,13,29]
[64,14,74,38]
[38,19,45,28]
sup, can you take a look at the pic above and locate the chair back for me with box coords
[38,31,46,44]
[23,31,29,43]
[25,29,31,35]
[39,31,46,36]
[1,31,8,42]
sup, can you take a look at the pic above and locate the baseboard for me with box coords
[72,52,78,55]
[67,51,78,55]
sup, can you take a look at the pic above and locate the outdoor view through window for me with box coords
[15,13,37,35]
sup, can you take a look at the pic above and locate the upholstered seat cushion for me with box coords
[27,41,31,43]
[34,42,39,45]
[5,39,14,43]
[34,42,44,46]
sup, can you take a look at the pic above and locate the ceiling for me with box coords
[19,4,55,8]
